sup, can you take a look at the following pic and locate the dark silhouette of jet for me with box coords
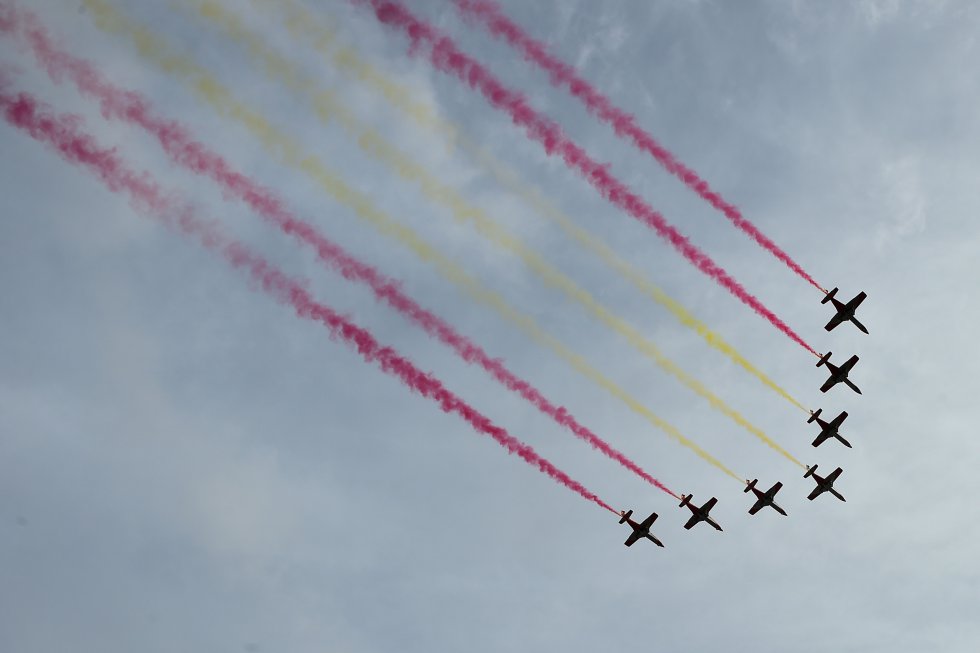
[817,351,862,395]
[804,464,846,502]
[679,494,723,531]
[618,510,665,548]
[822,287,868,334]
[744,479,788,516]
[808,409,852,448]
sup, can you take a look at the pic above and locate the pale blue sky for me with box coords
[2,1,979,650]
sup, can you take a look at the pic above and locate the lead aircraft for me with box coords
[618,510,665,548]
[822,287,869,334]
[808,408,852,448]
[804,464,846,502]
[817,351,862,395]
[679,494,723,531]
[744,479,788,516]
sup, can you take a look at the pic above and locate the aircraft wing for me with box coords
[768,482,783,496]
[831,411,849,430]
[748,498,765,515]
[683,514,701,530]
[848,292,867,311]
[624,531,643,547]
[819,376,837,393]
[702,497,718,513]
[639,512,658,530]
[840,355,859,374]
[824,312,847,332]
[825,467,843,483]
[811,431,830,447]
[807,486,824,501]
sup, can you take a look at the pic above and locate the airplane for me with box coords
[744,479,788,516]
[618,510,665,548]
[679,494,723,531]
[804,464,846,502]
[816,351,862,395]
[807,408,853,448]
[822,287,868,334]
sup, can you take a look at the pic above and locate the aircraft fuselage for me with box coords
[818,420,838,438]
[750,489,785,514]
[625,517,647,535]
[687,506,721,529]
[831,296,858,319]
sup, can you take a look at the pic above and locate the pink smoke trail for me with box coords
[453,0,826,293]
[364,0,819,357]
[0,2,677,498]
[0,84,620,515]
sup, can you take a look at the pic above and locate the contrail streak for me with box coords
[453,0,826,293]
[192,0,804,467]
[0,1,678,498]
[0,83,619,515]
[0,0,677,497]
[363,0,820,358]
[80,0,745,482]
[254,0,809,414]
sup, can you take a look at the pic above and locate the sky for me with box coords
[1,0,979,650]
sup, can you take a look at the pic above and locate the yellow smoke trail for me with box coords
[255,0,809,417]
[193,0,805,469]
[82,0,744,482]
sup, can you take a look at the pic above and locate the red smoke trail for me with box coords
[364,0,819,357]
[0,85,619,515]
[453,0,826,293]
[0,3,676,499]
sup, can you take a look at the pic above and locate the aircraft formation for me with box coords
[0,0,874,555]
[621,287,868,547]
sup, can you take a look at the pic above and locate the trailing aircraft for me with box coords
[744,479,787,516]
[804,464,846,502]
[822,287,868,334]
[808,408,852,448]
[817,351,862,395]
[679,494,723,531]
[618,510,665,548]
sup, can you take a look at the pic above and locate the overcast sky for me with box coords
[2,1,979,651]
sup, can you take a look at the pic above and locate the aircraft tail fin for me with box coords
[817,352,831,368]
[618,510,632,524]
[744,479,757,493]
[807,408,822,424]
[821,287,838,304]
[804,464,817,479]
[679,494,692,508]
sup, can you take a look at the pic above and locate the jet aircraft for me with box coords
[817,351,862,395]
[808,408,852,448]
[744,479,788,516]
[822,287,868,334]
[618,510,665,548]
[679,494,723,531]
[804,464,846,502]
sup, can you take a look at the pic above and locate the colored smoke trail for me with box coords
[197,0,804,466]
[364,0,820,358]
[0,1,679,496]
[453,0,826,293]
[260,0,809,414]
[81,0,743,482]
[0,84,618,515]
